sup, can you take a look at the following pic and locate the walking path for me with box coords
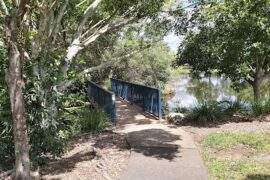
[115,98,209,180]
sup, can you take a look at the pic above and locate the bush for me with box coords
[79,108,110,133]
[173,107,189,114]
[0,86,14,171]
[184,102,225,123]
[251,98,270,117]
[176,100,248,123]
[217,100,245,115]
[0,114,14,171]
[104,78,112,91]
[28,108,71,167]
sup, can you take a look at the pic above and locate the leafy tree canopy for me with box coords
[176,0,270,100]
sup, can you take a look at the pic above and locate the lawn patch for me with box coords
[202,132,270,154]
[201,131,270,179]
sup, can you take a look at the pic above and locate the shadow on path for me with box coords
[127,128,181,161]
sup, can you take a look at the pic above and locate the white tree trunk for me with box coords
[5,17,30,180]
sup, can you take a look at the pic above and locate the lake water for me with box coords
[166,74,269,110]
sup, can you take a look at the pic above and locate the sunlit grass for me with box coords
[202,132,270,153]
[203,152,270,180]
[201,131,270,180]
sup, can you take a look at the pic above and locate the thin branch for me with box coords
[73,0,102,40]
[81,9,119,39]
[57,43,153,92]
[49,0,69,44]
[0,0,9,15]
[75,0,87,7]
[57,61,114,92]
[83,17,137,46]
[12,0,19,7]
[15,0,30,20]
[160,1,203,13]
[81,17,108,39]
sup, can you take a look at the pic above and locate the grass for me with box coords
[184,102,225,123]
[59,106,110,134]
[202,132,270,153]
[173,107,189,114]
[203,153,270,180]
[171,100,249,124]
[201,131,270,180]
[79,108,110,133]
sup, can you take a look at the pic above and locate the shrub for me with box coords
[28,108,71,167]
[0,86,14,171]
[251,101,264,117]
[104,78,112,91]
[0,113,14,171]
[262,98,270,114]
[217,100,245,115]
[79,108,110,133]
[251,98,270,117]
[174,107,189,114]
[184,102,225,123]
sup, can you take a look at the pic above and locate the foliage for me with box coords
[218,100,246,115]
[251,98,270,117]
[201,131,270,179]
[176,0,270,100]
[170,66,190,79]
[0,0,186,172]
[104,78,112,91]
[184,102,225,123]
[0,111,14,171]
[0,35,13,171]
[109,27,174,89]
[28,108,72,167]
[79,108,110,133]
[173,107,189,114]
[177,100,246,123]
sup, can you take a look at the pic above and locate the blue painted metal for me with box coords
[87,81,116,123]
[111,78,162,119]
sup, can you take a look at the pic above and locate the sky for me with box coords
[163,33,183,53]
[163,0,193,53]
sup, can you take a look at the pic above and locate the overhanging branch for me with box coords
[0,0,9,15]
[57,43,154,92]
[73,0,102,40]
[83,17,137,46]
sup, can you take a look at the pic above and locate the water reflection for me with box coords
[166,74,269,110]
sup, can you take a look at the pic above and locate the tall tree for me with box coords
[176,0,270,101]
[2,0,31,179]
[0,0,174,178]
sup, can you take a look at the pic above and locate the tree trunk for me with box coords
[5,17,30,180]
[253,59,263,102]
[253,79,261,102]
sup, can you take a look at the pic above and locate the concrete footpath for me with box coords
[115,99,209,180]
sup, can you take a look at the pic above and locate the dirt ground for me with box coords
[181,115,270,143]
[40,131,130,180]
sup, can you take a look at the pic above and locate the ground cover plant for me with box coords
[201,131,270,180]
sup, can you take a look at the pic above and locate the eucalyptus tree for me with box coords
[0,0,178,178]
[176,0,270,101]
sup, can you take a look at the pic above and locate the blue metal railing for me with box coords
[87,81,116,123]
[111,78,162,119]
